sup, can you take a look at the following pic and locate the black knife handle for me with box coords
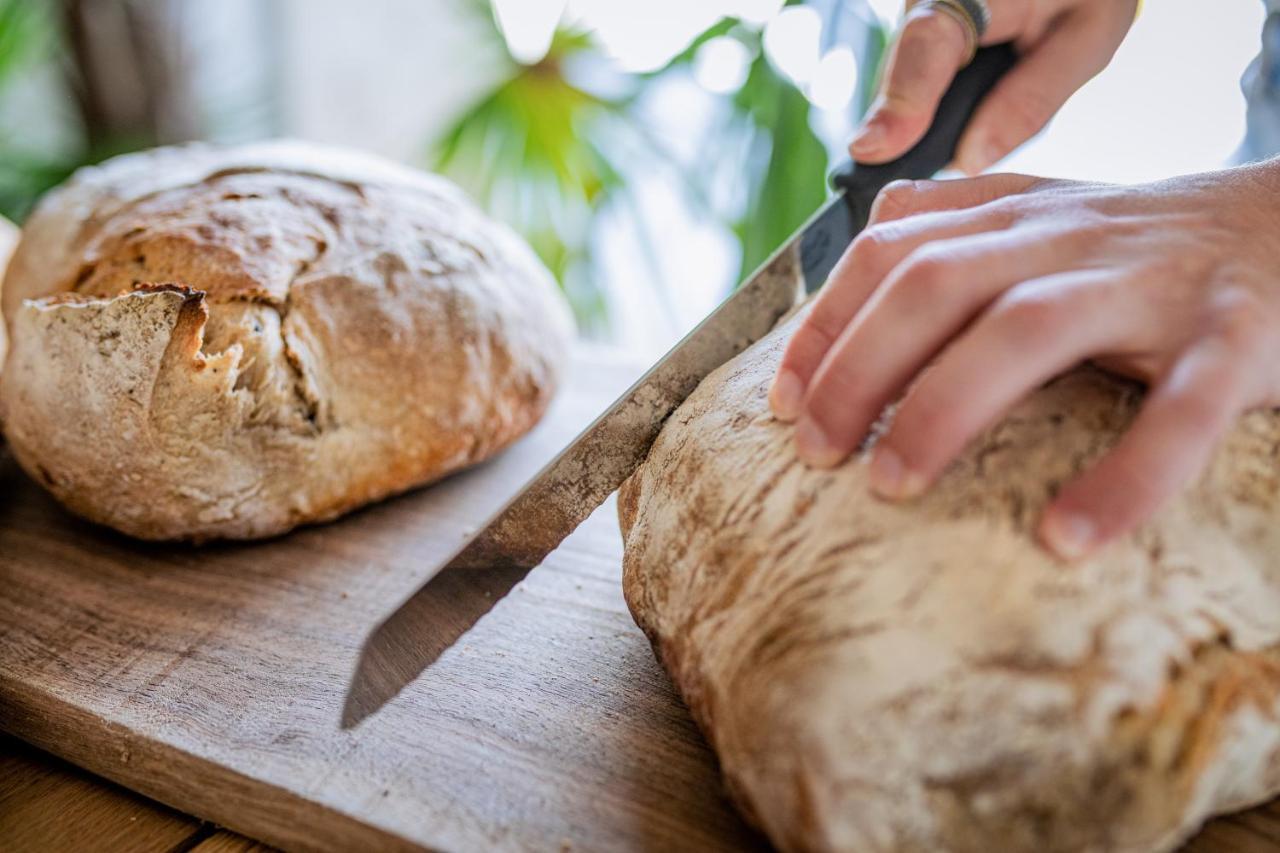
[833,43,1017,227]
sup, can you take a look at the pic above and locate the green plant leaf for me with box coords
[432,27,636,331]
[731,51,829,279]
[0,0,48,91]
[432,1,888,329]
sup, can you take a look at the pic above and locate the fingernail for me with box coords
[770,370,804,422]
[1040,512,1097,562]
[795,418,844,468]
[869,448,927,501]
[850,120,886,157]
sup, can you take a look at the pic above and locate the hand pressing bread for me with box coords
[0,141,573,540]
[772,163,1280,560]
[623,312,1280,853]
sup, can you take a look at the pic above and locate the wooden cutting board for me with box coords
[0,347,765,852]
[2,345,1278,852]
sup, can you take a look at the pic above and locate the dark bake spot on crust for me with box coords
[317,204,341,228]
[291,238,328,282]
[72,263,97,289]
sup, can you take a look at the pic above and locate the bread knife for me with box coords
[343,44,1016,728]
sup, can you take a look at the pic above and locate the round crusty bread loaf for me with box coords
[619,307,1280,853]
[0,141,573,541]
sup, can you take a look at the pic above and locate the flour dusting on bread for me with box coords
[0,141,572,540]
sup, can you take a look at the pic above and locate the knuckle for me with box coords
[1220,316,1265,357]
[994,87,1057,146]
[779,327,828,375]
[974,195,1025,229]
[989,291,1068,346]
[807,279,848,322]
[1083,210,1139,243]
[1167,244,1219,282]
[1055,218,1114,256]
[891,249,953,303]
[847,225,897,274]
[811,359,865,403]
[806,374,863,432]
[900,8,965,50]
[798,307,844,355]
[871,180,926,222]
[1209,291,1269,354]
[1164,386,1228,436]
[799,316,838,352]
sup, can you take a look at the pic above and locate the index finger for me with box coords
[768,193,1020,423]
[850,5,971,164]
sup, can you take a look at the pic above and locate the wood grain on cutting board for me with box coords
[0,349,763,852]
[0,346,1277,852]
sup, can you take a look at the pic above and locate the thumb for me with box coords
[850,5,970,164]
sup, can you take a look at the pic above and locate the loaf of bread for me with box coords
[619,307,1280,852]
[0,141,573,540]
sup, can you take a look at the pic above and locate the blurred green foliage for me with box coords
[0,0,62,223]
[728,32,831,278]
[435,29,627,329]
[0,0,158,224]
[435,1,887,330]
[0,0,41,84]
[0,0,886,333]
[652,7,831,279]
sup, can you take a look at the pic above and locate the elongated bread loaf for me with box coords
[619,307,1280,852]
[0,141,573,540]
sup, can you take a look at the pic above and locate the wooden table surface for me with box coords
[6,731,1280,852]
[0,733,269,853]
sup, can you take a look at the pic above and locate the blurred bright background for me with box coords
[0,0,1264,358]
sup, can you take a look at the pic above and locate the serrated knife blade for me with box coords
[342,44,1016,728]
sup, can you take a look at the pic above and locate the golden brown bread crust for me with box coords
[619,305,1280,853]
[0,141,573,540]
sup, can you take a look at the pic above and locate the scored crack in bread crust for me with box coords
[0,141,573,540]
[618,306,1280,853]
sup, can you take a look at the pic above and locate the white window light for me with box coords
[492,0,566,65]
[730,0,787,26]
[694,36,753,94]
[762,5,823,85]
[808,45,858,111]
